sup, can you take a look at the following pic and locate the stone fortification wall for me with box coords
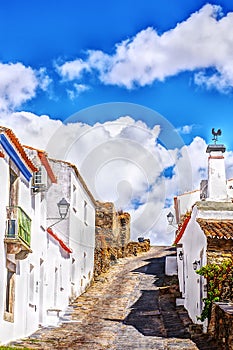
[95,201,131,249]
[94,201,150,279]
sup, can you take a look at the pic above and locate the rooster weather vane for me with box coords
[212,128,222,144]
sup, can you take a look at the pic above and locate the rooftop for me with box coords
[197,218,233,240]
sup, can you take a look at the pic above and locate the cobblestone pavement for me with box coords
[9,246,223,350]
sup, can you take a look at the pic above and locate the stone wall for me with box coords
[207,238,233,264]
[94,201,150,278]
[94,239,150,279]
[95,201,131,249]
[208,302,233,350]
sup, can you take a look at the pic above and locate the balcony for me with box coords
[4,206,32,259]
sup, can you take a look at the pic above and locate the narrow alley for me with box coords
[9,246,223,350]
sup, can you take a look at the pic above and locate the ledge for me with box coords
[216,302,233,315]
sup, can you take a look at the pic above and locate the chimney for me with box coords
[206,143,228,201]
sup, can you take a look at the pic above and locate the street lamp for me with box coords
[193,260,200,271]
[178,251,184,261]
[167,212,178,228]
[57,197,70,219]
[167,212,174,225]
[48,197,70,228]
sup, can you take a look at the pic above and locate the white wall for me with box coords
[0,153,96,344]
[0,153,42,343]
[207,150,228,201]
[68,170,95,298]
[179,206,207,323]
[175,190,200,222]
[165,256,177,276]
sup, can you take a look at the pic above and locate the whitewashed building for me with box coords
[0,127,96,344]
[174,141,233,327]
[0,127,38,343]
[47,159,96,301]
[24,146,72,328]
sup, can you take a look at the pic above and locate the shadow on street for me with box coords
[122,251,223,350]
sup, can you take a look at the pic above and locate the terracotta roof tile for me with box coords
[0,127,38,172]
[47,228,72,253]
[174,214,191,244]
[197,219,233,240]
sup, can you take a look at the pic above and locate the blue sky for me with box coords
[1,1,233,243]
[1,0,233,147]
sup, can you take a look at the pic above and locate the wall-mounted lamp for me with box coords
[193,260,201,271]
[48,197,70,228]
[167,212,178,228]
[178,251,183,261]
[57,197,70,219]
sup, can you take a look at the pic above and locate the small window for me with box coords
[9,168,19,207]
[4,260,16,322]
[84,201,88,225]
[29,264,35,304]
[32,166,47,189]
[72,185,77,212]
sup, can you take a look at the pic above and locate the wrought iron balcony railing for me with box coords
[5,206,31,248]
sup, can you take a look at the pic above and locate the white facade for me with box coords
[46,159,96,302]
[0,129,96,345]
[0,129,39,343]
[175,141,233,328]
[177,206,207,324]
[206,145,228,201]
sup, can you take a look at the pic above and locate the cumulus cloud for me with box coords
[67,83,90,100]
[44,115,212,245]
[177,124,195,134]
[0,62,51,111]
[56,59,90,80]
[4,110,233,245]
[0,111,62,149]
[57,4,233,92]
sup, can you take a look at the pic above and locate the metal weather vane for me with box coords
[212,128,222,144]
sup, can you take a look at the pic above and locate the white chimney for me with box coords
[206,144,228,201]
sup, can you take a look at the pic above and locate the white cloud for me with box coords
[177,124,195,134]
[57,4,233,92]
[0,62,51,111]
[67,83,90,100]
[57,59,90,80]
[3,110,232,245]
[45,116,209,245]
[0,111,62,149]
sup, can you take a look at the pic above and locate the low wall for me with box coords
[94,240,150,279]
[208,302,233,350]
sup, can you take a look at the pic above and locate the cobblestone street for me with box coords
[9,246,223,350]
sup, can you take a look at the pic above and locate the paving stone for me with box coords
[7,246,223,349]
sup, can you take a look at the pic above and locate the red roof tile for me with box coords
[47,228,72,253]
[23,145,57,183]
[174,215,191,244]
[37,151,57,183]
[0,127,38,172]
[197,219,233,240]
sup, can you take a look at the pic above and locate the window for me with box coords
[9,168,19,207]
[72,185,77,212]
[32,166,47,191]
[84,201,88,225]
[4,260,16,322]
[29,264,35,305]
